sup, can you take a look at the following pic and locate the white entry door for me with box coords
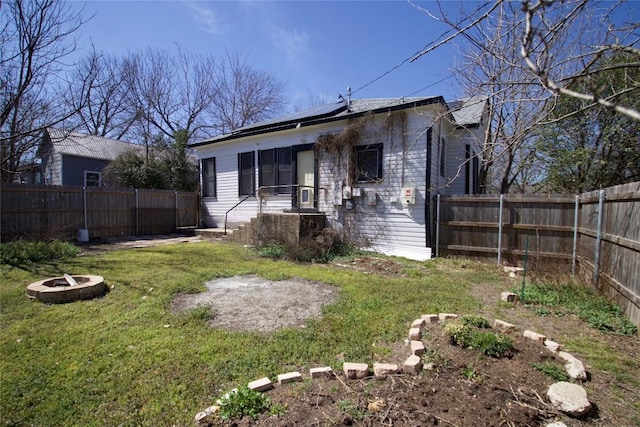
[297,150,314,208]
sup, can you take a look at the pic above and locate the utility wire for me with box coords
[351,1,493,96]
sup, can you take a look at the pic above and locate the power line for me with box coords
[351,1,492,97]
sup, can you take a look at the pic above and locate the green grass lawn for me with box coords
[1,243,490,427]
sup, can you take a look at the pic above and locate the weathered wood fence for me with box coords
[435,182,640,327]
[1,184,199,241]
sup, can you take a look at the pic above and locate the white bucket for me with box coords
[77,229,89,242]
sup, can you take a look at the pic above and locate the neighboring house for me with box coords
[39,128,141,187]
[191,96,488,260]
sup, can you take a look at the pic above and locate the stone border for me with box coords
[195,298,592,425]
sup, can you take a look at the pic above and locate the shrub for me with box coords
[460,314,490,329]
[217,386,273,420]
[257,244,286,260]
[0,240,79,265]
[443,318,514,358]
[257,228,357,263]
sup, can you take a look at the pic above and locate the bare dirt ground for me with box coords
[78,237,640,426]
[170,275,339,333]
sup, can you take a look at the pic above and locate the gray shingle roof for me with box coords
[45,128,142,160]
[447,96,487,126]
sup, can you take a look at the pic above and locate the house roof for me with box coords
[190,96,449,147]
[43,128,141,161]
[447,96,487,127]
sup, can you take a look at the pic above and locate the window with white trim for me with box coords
[84,171,101,187]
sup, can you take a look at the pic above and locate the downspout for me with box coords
[425,127,433,248]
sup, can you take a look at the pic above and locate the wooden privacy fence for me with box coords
[434,182,640,327]
[1,184,199,241]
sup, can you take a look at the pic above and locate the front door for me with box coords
[297,150,314,208]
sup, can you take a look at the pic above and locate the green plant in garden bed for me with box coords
[532,360,569,382]
[518,282,637,335]
[217,386,277,420]
[443,316,514,358]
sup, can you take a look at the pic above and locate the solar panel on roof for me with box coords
[232,101,348,133]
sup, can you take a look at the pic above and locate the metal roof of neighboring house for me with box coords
[191,96,448,147]
[44,128,142,160]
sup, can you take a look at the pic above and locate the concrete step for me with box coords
[194,228,232,240]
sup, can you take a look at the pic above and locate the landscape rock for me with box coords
[411,318,426,329]
[248,377,273,392]
[565,359,588,381]
[421,314,439,323]
[557,351,587,380]
[523,329,546,342]
[494,319,516,330]
[547,382,591,416]
[277,371,303,385]
[438,313,458,321]
[310,366,333,378]
[408,327,422,340]
[410,340,425,356]
[194,405,219,425]
[501,291,518,302]
[373,363,399,377]
[403,354,423,374]
[544,339,562,353]
[343,362,369,379]
[545,423,568,427]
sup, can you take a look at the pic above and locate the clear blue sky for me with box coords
[69,1,461,111]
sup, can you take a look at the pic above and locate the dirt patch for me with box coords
[170,275,339,333]
[203,322,593,427]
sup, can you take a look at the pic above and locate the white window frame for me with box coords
[84,171,102,187]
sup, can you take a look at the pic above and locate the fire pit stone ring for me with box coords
[27,275,106,303]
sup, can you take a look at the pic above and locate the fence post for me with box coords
[435,194,441,258]
[572,194,579,276]
[175,191,178,230]
[83,186,88,230]
[593,189,605,289]
[497,194,504,266]
[135,189,139,236]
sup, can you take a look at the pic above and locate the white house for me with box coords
[190,96,488,260]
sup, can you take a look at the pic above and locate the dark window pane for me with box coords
[259,149,275,193]
[355,144,382,182]
[202,157,216,197]
[277,147,292,193]
[239,151,254,196]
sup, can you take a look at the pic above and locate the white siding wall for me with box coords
[195,125,340,228]
[194,103,478,261]
[317,107,439,261]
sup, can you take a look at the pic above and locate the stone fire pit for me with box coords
[27,274,106,303]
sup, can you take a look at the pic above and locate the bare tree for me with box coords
[0,0,86,182]
[210,52,287,134]
[521,0,640,121]
[121,48,287,144]
[413,0,638,193]
[61,50,137,139]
